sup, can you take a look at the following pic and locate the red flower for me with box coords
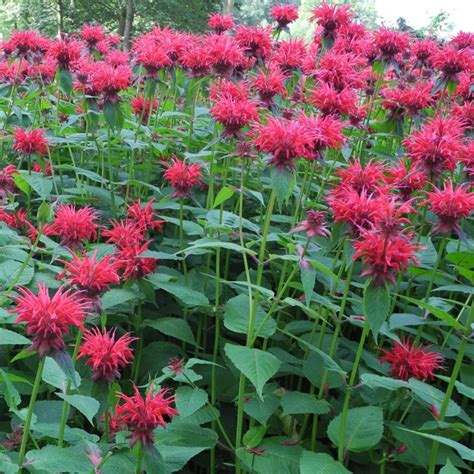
[310,2,351,38]
[385,161,426,200]
[167,356,185,375]
[449,31,474,50]
[46,204,99,248]
[253,117,313,170]
[127,199,165,234]
[91,63,131,100]
[353,230,421,286]
[77,327,135,382]
[309,83,358,117]
[58,251,120,297]
[103,219,145,248]
[210,95,259,138]
[336,159,385,195]
[205,34,244,76]
[32,160,52,175]
[403,116,465,177]
[252,67,287,105]
[0,164,18,195]
[208,13,234,33]
[412,39,438,67]
[272,39,307,72]
[180,43,212,77]
[115,385,178,447]
[80,24,106,48]
[380,337,444,381]
[381,82,434,117]
[13,128,48,156]
[131,96,158,123]
[163,158,203,197]
[133,37,172,77]
[374,28,409,60]
[432,46,474,80]
[316,51,367,91]
[423,180,474,235]
[13,283,88,356]
[271,4,299,28]
[117,240,158,280]
[291,210,330,238]
[47,39,84,70]
[235,25,272,59]
[106,49,131,67]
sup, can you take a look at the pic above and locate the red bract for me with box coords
[0,164,18,196]
[80,24,106,48]
[46,204,99,248]
[270,4,299,28]
[385,161,426,200]
[309,83,358,117]
[253,117,313,170]
[310,2,351,38]
[115,385,178,447]
[13,128,48,156]
[117,240,158,280]
[272,39,307,72]
[13,283,88,356]
[423,180,474,235]
[449,31,474,50]
[77,327,135,382]
[133,38,172,77]
[163,158,203,197]
[180,43,212,77]
[47,39,84,70]
[353,230,421,286]
[131,96,158,123]
[127,199,165,234]
[252,67,287,105]
[205,34,244,76]
[374,29,409,61]
[58,251,120,296]
[316,51,367,91]
[103,220,145,248]
[91,63,131,100]
[380,338,444,381]
[381,82,434,117]
[5,31,49,56]
[291,210,330,238]
[403,116,465,177]
[336,159,385,195]
[412,38,439,67]
[207,13,234,33]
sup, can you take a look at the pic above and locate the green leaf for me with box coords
[22,173,52,200]
[281,391,330,416]
[397,428,474,461]
[145,317,196,345]
[301,267,316,307]
[408,379,460,417]
[51,351,81,389]
[364,282,390,339]
[224,294,276,339]
[0,328,30,345]
[101,288,140,310]
[243,393,280,425]
[300,451,350,474]
[327,406,384,452]
[440,459,462,473]
[103,100,124,129]
[147,274,209,307]
[0,453,19,474]
[213,186,235,208]
[143,445,166,473]
[271,167,295,206]
[361,374,409,391]
[224,344,281,399]
[243,425,266,449]
[0,369,21,410]
[26,444,91,472]
[42,356,79,390]
[398,295,463,330]
[59,68,73,95]
[175,386,208,418]
[182,238,255,257]
[56,393,99,425]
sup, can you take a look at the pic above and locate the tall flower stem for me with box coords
[427,301,474,474]
[235,189,276,473]
[132,302,143,383]
[58,328,83,446]
[337,319,370,463]
[17,356,46,469]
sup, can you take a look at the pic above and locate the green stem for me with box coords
[135,442,143,474]
[133,303,143,383]
[337,319,370,463]
[17,356,46,470]
[427,301,474,474]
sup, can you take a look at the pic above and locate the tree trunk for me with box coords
[123,0,134,50]
[118,1,126,38]
[223,0,234,15]
[56,0,64,38]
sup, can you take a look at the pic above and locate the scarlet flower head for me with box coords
[374,28,409,61]
[91,63,131,101]
[381,82,434,117]
[115,385,178,447]
[385,161,426,201]
[412,38,439,67]
[309,83,358,117]
[6,30,49,57]
[449,31,474,50]
[131,96,158,123]
[235,25,272,60]
[380,337,444,381]
[208,13,234,33]
[133,37,172,77]
[117,240,158,280]
[163,158,203,197]
[81,24,106,48]
[167,356,185,375]
[127,199,165,234]
[252,67,287,105]
[353,230,421,286]
[78,327,135,383]
[291,210,330,239]
[310,2,351,39]
[272,39,307,72]
[0,164,18,195]
[432,46,474,80]
[47,39,84,70]
[337,159,385,195]
[46,204,99,248]
[13,128,48,156]
[13,283,89,356]
[103,219,145,249]
[270,4,299,29]
[205,34,244,77]
[423,180,474,235]
[58,251,120,298]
